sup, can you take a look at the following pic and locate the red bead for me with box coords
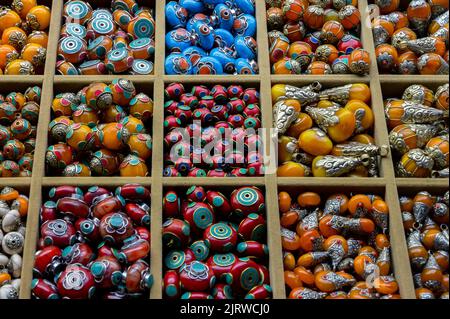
[113,235,150,264]
[180,261,216,292]
[243,88,260,105]
[41,219,76,248]
[62,243,95,266]
[40,201,57,222]
[238,213,267,242]
[33,245,62,276]
[165,100,181,115]
[57,197,90,219]
[165,83,185,100]
[99,212,134,245]
[92,195,125,220]
[115,184,150,202]
[191,85,210,98]
[75,218,101,243]
[163,218,191,249]
[48,186,83,201]
[227,257,262,294]
[227,98,246,114]
[164,270,181,299]
[83,186,110,206]
[180,93,199,108]
[236,241,269,259]
[186,186,206,202]
[230,186,265,217]
[245,284,273,299]
[207,169,227,177]
[163,190,181,217]
[136,226,151,242]
[90,256,122,289]
[204,222,238,253]
[97,241,114,258]
[228,114,245,128]
[123,260,152,293]
[32,279,59,299]
[57,264,95,299]
[227,85,244,99]
[243,104,261,118]
[198,97,215,109]
[205,191,232,219]
[211,85,228,104]
[183,202,215,234]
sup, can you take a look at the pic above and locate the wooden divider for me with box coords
[0,0,446,300]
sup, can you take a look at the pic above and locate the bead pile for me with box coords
[0,187,28,299]
[56,0,155,75]
[46,79,153,177]
[162,186,272,299]
[163,82,264,177]
[371,0,449,75]
[385,83,449,178]
[0,0,50,75]
[279,190,400,299]
[0,86,41,177]
[165,0,259,75]
[267,0,372,75]
[273,82,388,177]
[32,185,153,299]
[401,190,449,299]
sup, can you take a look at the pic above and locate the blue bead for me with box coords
[179,0,205,14]
[234,0,255,15]
[191,22,215,51]
[233,14,256,37]
[214,28,235,48]
[193,56,224,75]
[165,28,192,53]
[186,14,212,33]
[165,53,193,75]
[210,47,236,74]
[234,35,257,60]
[166,1,189,29]
[235,58,258,74]
[213,3,235,30]
[182,46,207,66]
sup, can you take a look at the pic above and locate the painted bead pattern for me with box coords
[165,0,259,75]
[267,1,370,75]
[0,1,50,75]
[46,79,153,177]
[1,86,40,177]
[57,0,155,75]
[162,186,272,299]
[32,185,153,299]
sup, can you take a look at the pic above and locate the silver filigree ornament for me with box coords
[273,100,299,136]
[314,154,371,177]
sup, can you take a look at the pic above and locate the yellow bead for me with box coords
[349,83,371,104]
[327,108,356,143]
[272,84,287,103]
[277,161,311,177]
[298,128,333,156]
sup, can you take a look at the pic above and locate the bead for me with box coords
[57,36,87,64]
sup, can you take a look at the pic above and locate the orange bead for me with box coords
[372,17,395,37]
[298,128,333,156]
[27,30,48,48]
[284,252,296,271]
[304,5,325,29]
[375,0,400,14]
[315,44,339,64]
[352,134,376,145]
[324,235,348,254]
[348,48,371,75]
[407,0,431,25]
[348,194,372,217]
[12,0,38,19]
[4,58,34,75]
[348,83,371,103]
[338,5,360,30]
[318,215,340,238]
[0,44,19,70]
[399,196,414,212]
[1,27,27,50]
[21,42,46,67]
[281,227,302,251]
[286,113,313,138]
[281,211,300,228]
[282,0,305,22]
[0,273,12,286]
[376,44,399,73]
[353,254,374,277]
[320,20,345,44]
[375,233,391,250]
[278,161,311,177]
[344,100,374,133]
[279,191,292,213]
[434,84,449,111]
[373,276,399,295]
[418,53,448,74]
[294,266,315,286]
[415,287,435,299]
[305,60,333,74]
[326,108,356,143]
[26,5,51,31]
[284,271,303,290]
[297,192,321,208]
[299,229,323,252]
[0,9,21,33]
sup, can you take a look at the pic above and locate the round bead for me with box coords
[105,47,134,73]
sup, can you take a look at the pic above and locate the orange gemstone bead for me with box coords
[27,30,48,48]
[279,191,292,213]
[0,44,19,70]
[26,5,51,31]
[297,192,321,208]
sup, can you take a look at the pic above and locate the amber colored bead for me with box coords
[2,27,27,50]
[415,287,435,299]
[282,0,305,22]
[315,270,354,292]
[298,128,333,156]
[418,53,448,74]
[338,5,360,30]
[412,191,435,218]
[376,44,398,72]
[0,273,12,286]
[399,149,434,177]
[287,41,313,63]
[0,44,19,70]
[306,60,332,74]
[398,51,418,74]
[27,30,48,48]
[281,211,300,228]
[318,215,340,237]
[348,194,372,217]
[281,228,302,251]
[399,196,414,213]
[304,5,325,29]
[392,28,417,50]
[293,266,315,286]
[324,8,340,23]
[348,48,371,75]
[297,192,321,208]
[315,44,339,64]
[352,134,376,145]
[434,85,449,111]
[320,20,345,44]
[26,5,51,31]
[286,113,313,138]
[425,136,449,168]
[119,155,148,177]
[372,17,395,38]
[407,0,432,25]
[373,276,399,295]
[4,59,34,75]
[279,191,292,213]
[344,100,374,133]
[0,9,21,33]
[421,264,443,289]
[325,108,356,143]
[353,254,374,278]
[298,230,322,251]
[278,161,310,177]
[284,271,303,290]
[324,235,348,255]
[376,0,400,14]
[66,124,93,152]
[21,43,46,67]
[11,0,37,18]
[284,252,296,271]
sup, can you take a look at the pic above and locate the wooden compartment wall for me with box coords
[0,0,447,299]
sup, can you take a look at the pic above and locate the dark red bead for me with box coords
[41,219,77,248]
[33,245,63,276]
[230,186,265,217]
[179,261,216,292]
[227,85,244,99]
[180,93,199,108]
[207,253,238,280]
[32,279,60,299]
[115,184,150,202]
[90,256,122,289]
[227,98,246,114]
[56,264,95,299]
[162,218,191,249]
[183,202,215,233]
[84,186,110,206]
[186,186,206,202]
[243,88,260,104]
[205,191,232,219]
[40,201,58,222]
[211,85,228,104]
[48,186,83,202]
[62,243,95,266]
[191,85,210,98]
[163,190,181,217]
[238,213,267,242]
[164,270,181,299]
[57,197,90,219]
[165,83,185,100]
[204,222,238,253]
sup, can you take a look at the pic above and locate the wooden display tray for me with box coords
[0,0,448,300]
